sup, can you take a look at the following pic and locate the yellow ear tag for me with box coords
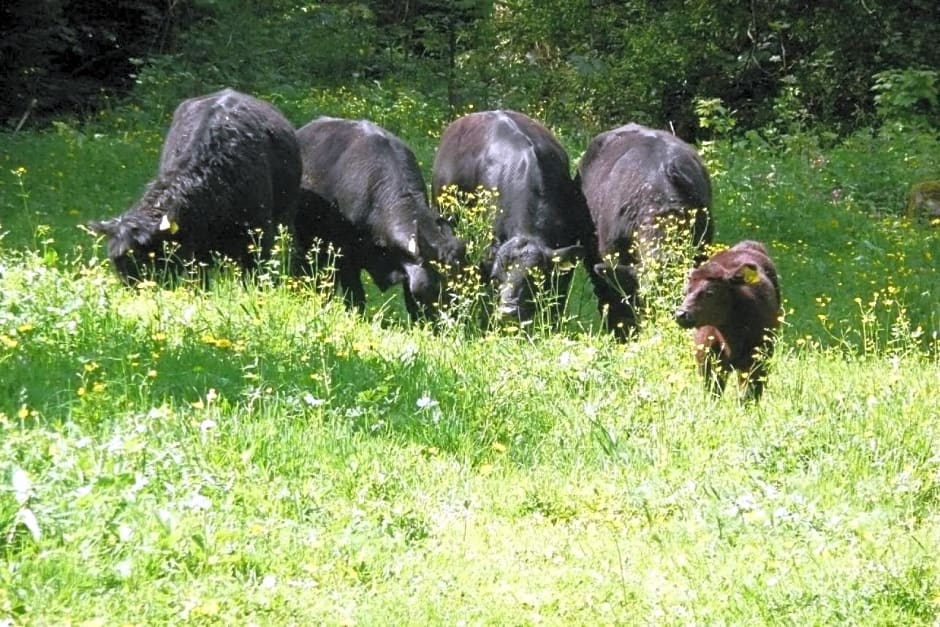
[741,266,760,285]
[159,214,179,234]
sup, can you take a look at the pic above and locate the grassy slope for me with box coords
[1,89,939,623]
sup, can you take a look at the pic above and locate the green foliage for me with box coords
[0,0,192,124]
[6,0,940,138]
[423,0,937,136]
[872,68,939,132]
[711,126,939,353]
[694,97,737,140]
[434,184,497,266]
[127,2,384,118]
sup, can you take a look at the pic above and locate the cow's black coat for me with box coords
[90,88,301,283]
[294,116,466,320]
[577,123,713,338]
[431,110,591,322]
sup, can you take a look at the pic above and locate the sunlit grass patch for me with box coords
[1,240,938,622]
[1,100,939,623]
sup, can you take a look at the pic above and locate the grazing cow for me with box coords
[674,240,782,402]
[577,123,713,338]
[293,116,466,320]
[431,110,591,322]
[90,88,301,283]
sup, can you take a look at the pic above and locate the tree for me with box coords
[0,0,189,125]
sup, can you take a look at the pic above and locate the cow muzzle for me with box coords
[674,308,696,328]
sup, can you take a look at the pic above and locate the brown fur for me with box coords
[674,240,781,401]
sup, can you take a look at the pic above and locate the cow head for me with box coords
[483,235,584,321]
[674,260,761,329]
[88,212,177,283]
[427,216,468,270]
[402,261,444,316]
[592,259,640,301]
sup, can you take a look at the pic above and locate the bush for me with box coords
[0,0,192,125]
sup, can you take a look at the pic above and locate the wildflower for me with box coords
[12,468,32,504]
[303,394,325,407]
[201,334,233,349]
[185,492,212,511]
[416,394,438,410]
[115,560,133,579]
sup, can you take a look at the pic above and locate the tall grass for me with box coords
[1,96,938,623]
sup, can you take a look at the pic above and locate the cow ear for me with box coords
[731,262,761,285]
[550,244,585,270]
[87,217,121,237]
[99,216,159,249]
[438,214,459,230]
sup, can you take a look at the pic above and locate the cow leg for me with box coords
[695,338,731,397]
[402,287,422,321]
[740,363,767,403]
[337,262,366,313]
[698,355,727,398]
[589,261,639,340]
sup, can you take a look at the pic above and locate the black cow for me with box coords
[577,123,713,338]
[293,116,466,320]
[431,110,591,322]
[90,88,301,283]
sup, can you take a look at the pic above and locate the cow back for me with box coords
[432,110,590,249]
[578,123,712,258]
[296,117,464,269]
[160,89,300,230]
[91,88,301,281]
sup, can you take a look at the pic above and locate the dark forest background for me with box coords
[3,0,938,138]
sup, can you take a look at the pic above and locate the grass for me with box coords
[1,94,939,623]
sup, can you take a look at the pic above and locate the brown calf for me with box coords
[674,240,781,401]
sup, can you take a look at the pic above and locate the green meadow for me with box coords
[1,80,939,626]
